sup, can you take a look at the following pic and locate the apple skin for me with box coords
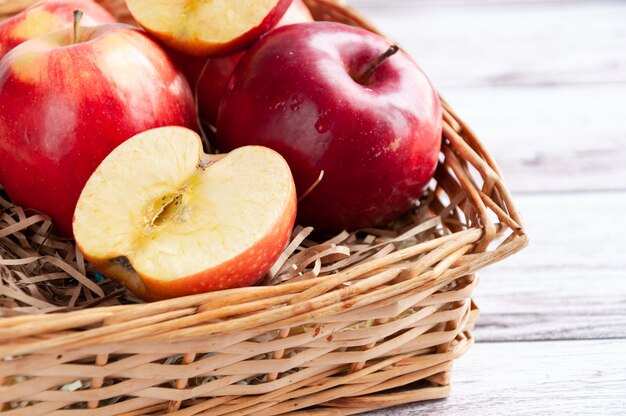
[0,24,196,237]
[0,0,115,61]
[173,0,314,127]
[171,51,243,128]
[127,0,293,58]
[195,53,242,127]
[84,192,296,301]
[217,22,442,233]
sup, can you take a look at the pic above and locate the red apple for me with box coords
[217,22,442,233]
[194,53,242,127]
[191,0,314,127]
[0,22,196,237]
[73,126,297,301]
[0,0,115,61]
[125,0,293,57]
[166,50,242,129]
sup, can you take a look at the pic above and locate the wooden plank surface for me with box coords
[443,85,626,193]
[351,0,626,87]
[352,0,609,5]
[474,191,626,341]
[369,339,626,416]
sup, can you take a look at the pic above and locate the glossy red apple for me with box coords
[0,22,196,237]
[172,0,314,127]
[126,0,293,57]
[217,22,442,233]
[74,126,297,301]
[0,0,115,61]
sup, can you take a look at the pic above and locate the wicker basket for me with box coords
[0,0,528,414]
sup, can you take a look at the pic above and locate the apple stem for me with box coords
[72,9,83,45]
[198,154,226,170]
[354,44,400,85]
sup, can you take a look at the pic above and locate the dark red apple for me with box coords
[0,23,196,237]
[180,52,243,128]
[217,22,442,233]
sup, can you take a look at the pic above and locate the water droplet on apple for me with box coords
[315,115,330,134]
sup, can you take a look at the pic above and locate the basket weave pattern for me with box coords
[0,0,528,414]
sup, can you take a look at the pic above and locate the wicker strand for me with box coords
[168,353,197,413]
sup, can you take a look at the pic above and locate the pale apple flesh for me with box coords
[126,0,292,56]
[73,127,297,301]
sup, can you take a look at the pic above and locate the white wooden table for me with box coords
[350,0,626,414]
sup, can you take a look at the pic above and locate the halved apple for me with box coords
[73,126,297,301]
[125,0,293,57]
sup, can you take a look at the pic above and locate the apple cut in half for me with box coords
[125,0,293,57]
[73,126,297,301]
